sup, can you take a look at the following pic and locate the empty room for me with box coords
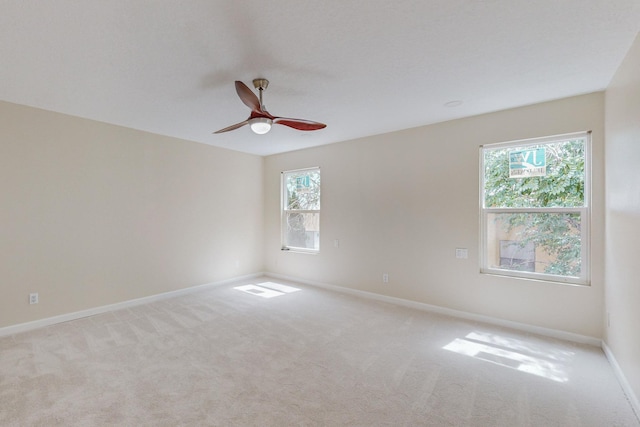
[1,1,639,425]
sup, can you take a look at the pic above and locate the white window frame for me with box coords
[281,167,320,253]
[480,132,591,285]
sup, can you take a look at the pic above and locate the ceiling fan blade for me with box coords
[273,117,327,131]
[235,81,261,113]
[213,120,249,134]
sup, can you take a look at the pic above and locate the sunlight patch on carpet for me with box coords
[257,282,301,294]
[233,282,301,299]
[443,331,573,383]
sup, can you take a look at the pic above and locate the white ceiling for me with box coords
[1,1,639,156]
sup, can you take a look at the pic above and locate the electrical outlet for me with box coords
[382,273,389,283]
[455,248,468,259]
[334,239,340,248]
[29,293,39,305]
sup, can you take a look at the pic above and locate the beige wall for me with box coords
[2,93,605,338]
[0,101,263,328]
[604,33,640,407]
[265,93,605,338]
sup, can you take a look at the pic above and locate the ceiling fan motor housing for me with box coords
[253,78,269,91]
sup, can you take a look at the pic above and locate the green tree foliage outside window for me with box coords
[283,169,320,250]
[483,138,586,277]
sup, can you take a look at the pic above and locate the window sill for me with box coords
[480,269,589,287]
[281,247,319,255]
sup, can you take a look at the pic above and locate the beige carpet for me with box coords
[1,277,638,426]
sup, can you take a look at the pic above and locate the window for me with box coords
[281,167,320,252]
[480,132,590,285]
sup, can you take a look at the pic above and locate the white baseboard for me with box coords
[0,273,264,338]
[266,272,602,347]
[602,342,640,422]
[1,270,602,348]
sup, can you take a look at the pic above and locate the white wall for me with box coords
[604,33,640,408]
[265,93,605,338]
[0,101,263,328]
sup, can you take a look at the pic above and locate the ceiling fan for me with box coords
[214,79,326,135]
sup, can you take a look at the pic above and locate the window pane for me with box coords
[486,212,582,277]
[284,170,320,210]
[284,212,319,250]
[483,138,585,208]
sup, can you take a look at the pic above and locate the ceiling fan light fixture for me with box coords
[249,117,272,134]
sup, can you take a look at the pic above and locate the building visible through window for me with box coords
[499,240,535,272]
